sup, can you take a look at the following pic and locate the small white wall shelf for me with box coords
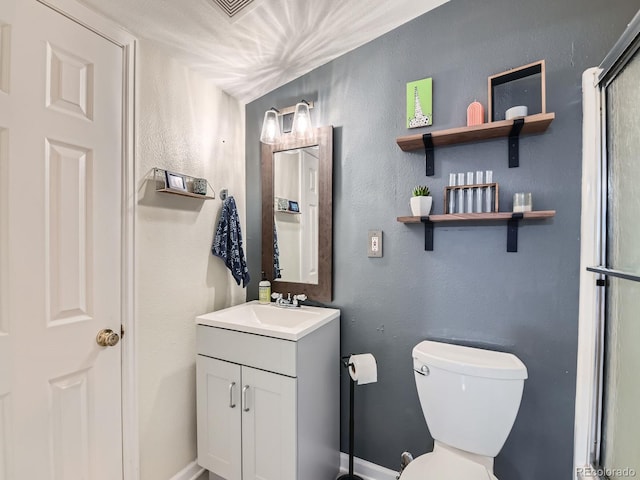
[276,210,302,215]
[153,167,215,200]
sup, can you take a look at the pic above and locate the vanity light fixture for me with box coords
[259,107,281,144]
[260,101,315,144]
[291,100,313,139]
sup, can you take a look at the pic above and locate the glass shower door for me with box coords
[596,41,640,479]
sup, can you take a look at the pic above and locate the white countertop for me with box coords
[196,300,340,341]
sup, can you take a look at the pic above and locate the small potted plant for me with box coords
[410,185,432,216]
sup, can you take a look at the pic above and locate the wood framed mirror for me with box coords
[261,125,333,302]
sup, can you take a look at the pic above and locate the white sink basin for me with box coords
[196,300,340,340]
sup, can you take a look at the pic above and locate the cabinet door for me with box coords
[241,366,297,480]
[196,356,242,480]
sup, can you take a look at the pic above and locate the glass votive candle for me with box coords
[513,192,532,212]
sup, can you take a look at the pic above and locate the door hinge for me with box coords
[596,279,607,287]
[120,325,125,339]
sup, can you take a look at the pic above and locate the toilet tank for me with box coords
[412,340,527,458]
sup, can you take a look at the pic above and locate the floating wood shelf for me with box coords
[396,113,555,175]
[397,210,556,223]
[397,210,556,252]
[396,113,555,151]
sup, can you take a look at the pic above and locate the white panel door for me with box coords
[241,367,296,480]
[0,5,12,480]
[196,356,242,480]
[300,149,319,284]
[0,0,124,478]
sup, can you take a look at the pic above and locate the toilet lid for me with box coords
[400,452,495,480]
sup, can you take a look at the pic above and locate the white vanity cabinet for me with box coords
[196,303,339,480]
[196,356,296,480]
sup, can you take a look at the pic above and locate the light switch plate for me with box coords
[368,230,383,257]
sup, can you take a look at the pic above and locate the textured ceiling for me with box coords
[79,0,448,103]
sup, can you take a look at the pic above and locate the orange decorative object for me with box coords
[467,101,484,126]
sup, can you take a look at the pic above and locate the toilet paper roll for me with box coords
[348,353,378,385]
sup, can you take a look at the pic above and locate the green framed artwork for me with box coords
[406,78,433,128]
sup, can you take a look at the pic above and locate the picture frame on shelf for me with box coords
[488,60,546,122]
[288,200,300,213]
[275,197,289,211]
[165,170,187,191]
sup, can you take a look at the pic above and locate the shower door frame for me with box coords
[574,9,640,480]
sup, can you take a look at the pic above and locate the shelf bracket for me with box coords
[422,133,434,176]
[508,118,525,168]
[421,217,434,251]
[507,212,524,252]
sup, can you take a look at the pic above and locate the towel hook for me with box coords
[220,189,228,200]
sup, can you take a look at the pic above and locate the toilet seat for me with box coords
[400,449,497,480]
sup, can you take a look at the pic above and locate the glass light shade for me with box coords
[291,102,312,139]
[260,109,281,144]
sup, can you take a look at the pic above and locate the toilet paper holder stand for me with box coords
[338,355,364,480]
[341,355,357,375]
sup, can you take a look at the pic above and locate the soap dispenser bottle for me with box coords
[258,272,271,304]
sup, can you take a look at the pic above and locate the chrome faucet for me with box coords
[271,292,307,308]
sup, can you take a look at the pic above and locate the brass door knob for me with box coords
[96,329,120,347]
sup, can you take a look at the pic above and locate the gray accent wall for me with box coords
[245,0,638,477]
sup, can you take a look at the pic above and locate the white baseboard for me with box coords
[175,455,396,480]
[339,453,398,480]
[169,460,206,480]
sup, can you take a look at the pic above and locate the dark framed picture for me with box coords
[488,60,545,122]
[288,200,300,212]
[165,170,187,191]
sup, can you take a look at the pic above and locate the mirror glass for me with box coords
[261,126,333,301]
[273,146,319,284]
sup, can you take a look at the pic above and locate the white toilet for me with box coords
[401,340,528,480]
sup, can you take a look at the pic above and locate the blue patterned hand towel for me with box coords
[212,196,250,287]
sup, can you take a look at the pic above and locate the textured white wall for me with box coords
[135,39,246,479]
